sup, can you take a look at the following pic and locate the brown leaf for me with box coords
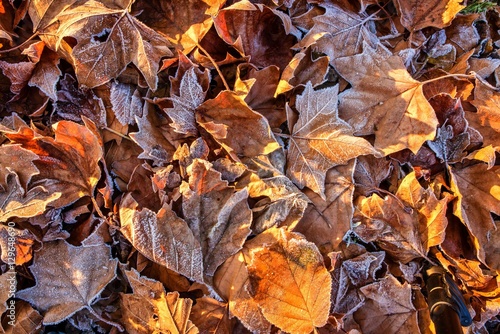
[190,297,232,334]
[213,2,296,70]
[394,0,465,32]
[38,0,173,90]
[469,78,500,150]
[0,173,60,221]
[181,159,252,276]
[16,240,118,325]
[353,275,419,334]
[0,224,35,265]
[354,155,393,196]
[298,4,379,60]
[165,66,208,136]
[0,60,36,95]
[109,81,142,126]
[450,164,500,268]
[0,144,39,190]
[27,44,61,101]
[248,228,332,334]
[286,82,376,199]
[337,43,438,155]
[132,0,225,54]
[4,300,43,334]
[196,91,280,161]
[121,268,198,334]
[119,193,204,282]
[293,161,356,256]
[4,120,103,209]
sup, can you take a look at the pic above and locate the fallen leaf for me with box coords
[0,224,35,265]
[337,43,438,155]
[469,78,500,150]
[450,164,500,267]
[28,44,61,101]
[394,0,465,32]
[427,124,470,164]
[4,120,103,209]
[181,159,252,276]
[110,81,142,126]
[353,155,393,196]
[38,0,173,90]
[196,90,280,161]
[165,66,208,136]
[120,268,198,334]
[286,82,376,199]
[119,193,203,282]
[0,143,39,190]
[190,297,232,334]
[0,60,35,95]
[4,300,43,334]
[248,228,331,334]
[16,240,118,325]
[298,4,379,60]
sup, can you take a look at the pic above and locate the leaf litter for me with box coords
[0,0,500,333]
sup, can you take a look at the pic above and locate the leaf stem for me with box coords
[196,42,230,91]
[0,32,40,53]
[103,126,133,141]
[420,73,476,85]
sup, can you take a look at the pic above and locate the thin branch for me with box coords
[420,73,476,85]
[0,32,40,54]
[103,126,133,141]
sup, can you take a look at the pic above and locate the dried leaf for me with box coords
[119,193,204,282]
[469,79,500,149]
[248,228,331,334]
[353,275,419,333]
[16,240,117,325]
[427,124,470,164]
[196,91,280,161]
[395,0,465,32]
[110,81,142,126]
[0,144,39,190]
[28,45,61,101]
[190,297,232,334]
[181,159,252,276]
[286,82,376,199]
[337,43,438,155]
[121,268,198,334]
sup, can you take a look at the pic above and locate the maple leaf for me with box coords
[35,0,173,90]
[298,4,379,60]
[354,155,393,196]
[180,159,252,276]
[286,82,376,199]
[196,90,281,161]
[165,67,208,136]
[427,124,470,164]
[248,228,332,334]
[353,275,420,333]
[119,193,204,282]
[120,268,198,334]
[337,43,439,155]
[0,144,40,190]
[394,0,465,32]
[16,240,118,325]
[3,120,103,209]
[450,164,500,268]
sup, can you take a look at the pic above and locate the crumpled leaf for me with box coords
[120,268,198,334]
[213,2,295,70]
[353,275,419,334]
[165,67,208,136]
[450,164,500,267]
[196,91,280,161]
[394,0,465,32]
[286,82,376,199]
[248,228,331,334]
[427,124,469,164]
[0,60,36,96]
[119,193,203,282]
[0,144,39,190]
[3,120,103,209]
[298,4,379,60]
[36,0,173,90]
[16,240,118,325]
[337,43,438,155]
[180,159,252,276]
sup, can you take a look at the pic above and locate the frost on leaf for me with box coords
[247,228,331,334]
[120,268,198,334]
[119,193,203,282]
[286,82,376,199]
[427,124,470,164]
[337,43,438,155]
[394,0,465,32]
[181,159,252,276]
[16,240,118,325]
[165,67,207,136]
[110,81,143,126]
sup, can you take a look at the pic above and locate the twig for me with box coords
[196,42,230,91]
